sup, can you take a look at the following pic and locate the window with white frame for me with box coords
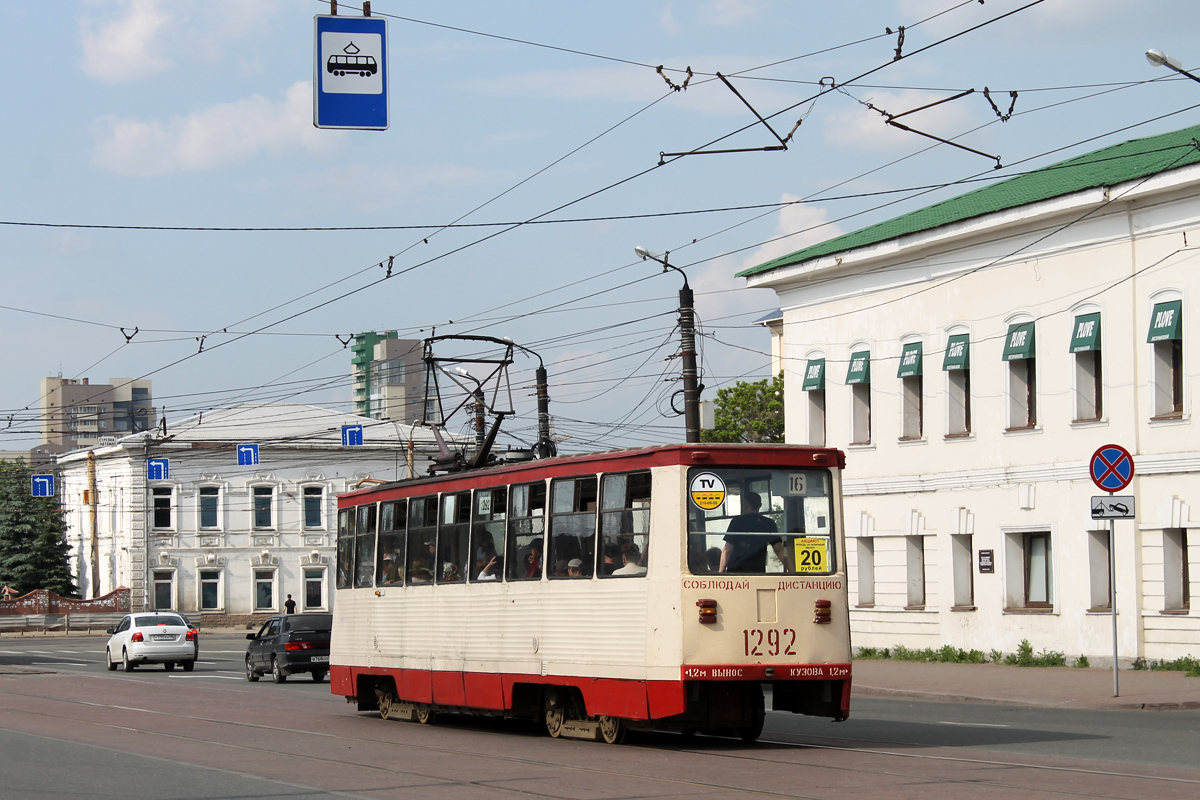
[906,536,925,608]
[199,486,220,529]
[304,568,325,610]
[252,486,274,529]
[856,538,875,606]
[152,487,173,529]
[152,570,174,609]
[1071,312,1103,422]
[1088,529,1112,611]
[303,486,324,529]
[1163,528,1191,611]
[1005,530,1052,609]
[951,534,974,608]
[846,350,871,445]
[1003,321,1036,430]
[802,357,826,447]
[1148,300,1183,419]
[898,342,923,440]
[254,569,275,611]
[944,333,971,436]
[199,569,222,611]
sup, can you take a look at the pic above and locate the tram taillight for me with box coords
[814,599,832,624]
[696,598,718,624]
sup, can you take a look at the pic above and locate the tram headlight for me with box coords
[696,598,718,624]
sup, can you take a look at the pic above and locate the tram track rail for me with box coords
[0,677,1195,800]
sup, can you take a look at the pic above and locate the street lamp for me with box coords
[635,246,701,443]
[1146,49,1200,85]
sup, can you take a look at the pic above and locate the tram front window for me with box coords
[686,467,836,576]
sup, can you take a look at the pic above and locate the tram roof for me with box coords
[338,442,845,505]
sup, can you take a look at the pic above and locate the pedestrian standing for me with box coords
[284,594,297,614]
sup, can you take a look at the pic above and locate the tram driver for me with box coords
[718,491,791,574]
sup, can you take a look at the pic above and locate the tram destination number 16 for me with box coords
[744,628,797,657]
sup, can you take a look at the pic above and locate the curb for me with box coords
[854,684,1200,711]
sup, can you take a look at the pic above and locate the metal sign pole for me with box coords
[1109,504,1118,697]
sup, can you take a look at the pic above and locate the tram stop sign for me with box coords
[1090,444,1134,493]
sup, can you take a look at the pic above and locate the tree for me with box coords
[0,459,78,597]
[701,373,784,443]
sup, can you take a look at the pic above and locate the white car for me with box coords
[106,613,197,672]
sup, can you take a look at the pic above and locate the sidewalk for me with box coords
[852,659,1200,710]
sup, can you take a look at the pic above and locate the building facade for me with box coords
[57,403,446,623]
[40,376,155,449]
[351,332,426,423]
[742,125,1200,664]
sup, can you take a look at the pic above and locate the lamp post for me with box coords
[1146,49,1200,85]
[635,246,701,443]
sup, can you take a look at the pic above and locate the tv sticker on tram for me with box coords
[689,472,726,510]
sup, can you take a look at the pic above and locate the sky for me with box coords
[3,0,1200,456]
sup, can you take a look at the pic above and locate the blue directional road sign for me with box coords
[147,458,170,480]
[30,475,55,497]
[314,15,388,130]
[237,444,260,466]
[342,424,364,446]
[1090,444,1134,493]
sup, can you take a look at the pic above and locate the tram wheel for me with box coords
[739,685,766,743]
[377,689,396,720]
[544,702,565,738]
[414,704,436,725]
[598,716,625,745]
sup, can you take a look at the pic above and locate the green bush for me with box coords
[1073,655,1090,668]
[1134,656,1200,677]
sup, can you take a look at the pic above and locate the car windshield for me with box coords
[281,614,332,633]
[134,614,185,628]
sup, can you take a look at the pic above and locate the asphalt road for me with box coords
[0,632,1196,799]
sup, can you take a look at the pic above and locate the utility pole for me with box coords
[635,247,701,442]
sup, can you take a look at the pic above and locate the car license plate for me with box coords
[311,655,329,663]
[152,634,174,641]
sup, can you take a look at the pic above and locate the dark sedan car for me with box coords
[245,613,332,683]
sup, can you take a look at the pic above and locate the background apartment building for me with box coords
[350,332,426,423]
[40,376,155,449]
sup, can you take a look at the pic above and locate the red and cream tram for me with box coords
[330,443,851,743]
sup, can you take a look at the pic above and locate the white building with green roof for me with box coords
[742,124,1200,664]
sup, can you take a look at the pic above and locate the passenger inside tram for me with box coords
[379,553,402,584]
[566,558,583,577]
[612,541,647,576]
[524,538,543,578]
[600,542,620,575]
[476,554,500,581]
[718,492,791,573]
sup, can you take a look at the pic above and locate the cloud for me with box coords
[660,4,681,35]
[77,0,286,82]
[93,81,332,176]
[78,0,172,82]
[698,0,769,28]
[689,198,843,325]
[819,89,977,154]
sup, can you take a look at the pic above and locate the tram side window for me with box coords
[506,482,546,581]
[354,504,377,589]
[599,471,651,578]
[471,487,507,582]
[336,508,355,590]
[376,500,406,585]
[686,467,837,577]
[406,497,438,584]
[549,477,598,579]
[437,492,471,583]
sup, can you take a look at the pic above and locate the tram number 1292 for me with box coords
[743,628,797,657]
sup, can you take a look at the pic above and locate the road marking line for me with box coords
[937,721,1010,728]
[168,675,243,680]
